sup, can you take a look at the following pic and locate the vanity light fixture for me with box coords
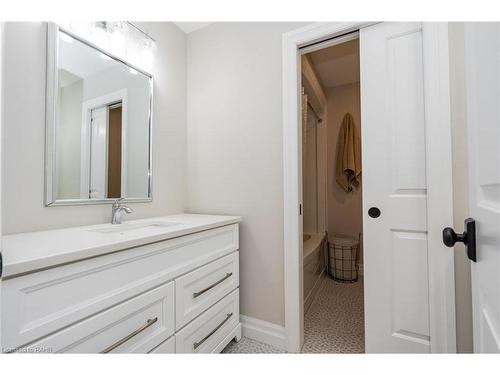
[61,21,157,72]
[90,22,110,51]
[139,38,156,70]
[127,22,157,71]
[107,22,127,56]
[66,21,93,40]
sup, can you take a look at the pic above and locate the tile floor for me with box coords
[222,337,286,353]
[223,276,365,353]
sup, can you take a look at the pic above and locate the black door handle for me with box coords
[442,218,476,262]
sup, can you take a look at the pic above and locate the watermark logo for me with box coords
[2,346,53,353]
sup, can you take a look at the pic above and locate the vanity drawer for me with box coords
[175,251,239,329]
[175,289,239,353]
[18,282,175,354]
[2,224,238,349]
[148,336,176,353]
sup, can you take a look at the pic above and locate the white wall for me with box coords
[2,22,187,234]
[186,22,308,326]
[57,80,83,198]
[326,83,363,261]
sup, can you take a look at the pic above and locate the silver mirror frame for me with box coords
[44,23,154,206]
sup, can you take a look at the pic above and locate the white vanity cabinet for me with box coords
[1,215,242,353]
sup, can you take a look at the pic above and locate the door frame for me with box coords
[282,22,456,353]
[80,89,128,199]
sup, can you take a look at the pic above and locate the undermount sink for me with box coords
[88,221,180,234]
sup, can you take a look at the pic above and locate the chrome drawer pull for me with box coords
[100,317,158,353]
[193,312,233,350]
[193,272,233,298]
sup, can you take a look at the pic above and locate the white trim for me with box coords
[299,31,359,55]
[422,22,457,353]
[240,315,286,351]
[0,21,4,349]
[80,89,128,199]
[282,21,456,354]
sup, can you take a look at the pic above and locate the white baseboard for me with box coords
[240,315,286,350]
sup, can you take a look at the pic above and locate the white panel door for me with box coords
[0,22,4,352]
[464,23,500,353]
[89,106,108,199]
[361,22,432,353]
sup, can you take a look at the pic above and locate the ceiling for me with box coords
[174,22,213,34]
[307,39,360,88]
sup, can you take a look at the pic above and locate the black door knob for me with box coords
[442,227,464,247]
[442,218,477,262]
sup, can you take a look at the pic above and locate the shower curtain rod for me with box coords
[307,101,322,123]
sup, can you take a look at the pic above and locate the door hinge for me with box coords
[299,204,302,215]
[0,252,3,278]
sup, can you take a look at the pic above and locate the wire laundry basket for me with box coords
[327,233,360,282]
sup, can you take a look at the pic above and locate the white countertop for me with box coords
[1,214,242,278]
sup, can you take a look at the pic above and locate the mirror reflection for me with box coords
[49,29,152,204]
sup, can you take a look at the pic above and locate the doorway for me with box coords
[107,103,123,198]
[283,22,456,353]
[300,35,364,353]
[89,101,123,199]
[81,89,128,200]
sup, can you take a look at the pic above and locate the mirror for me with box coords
[45,24,153,206]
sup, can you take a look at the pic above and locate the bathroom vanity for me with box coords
[1,214,242,353]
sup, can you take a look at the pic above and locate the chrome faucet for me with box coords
[111,198,134,224]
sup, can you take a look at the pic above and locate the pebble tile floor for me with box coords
[223,276,365,354]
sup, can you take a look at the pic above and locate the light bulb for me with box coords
[110,29,126,55]
[91,24,109,51]
[104,22,126,57]
[139,38,156,71]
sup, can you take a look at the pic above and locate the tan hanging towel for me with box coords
[335,113,362,192]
